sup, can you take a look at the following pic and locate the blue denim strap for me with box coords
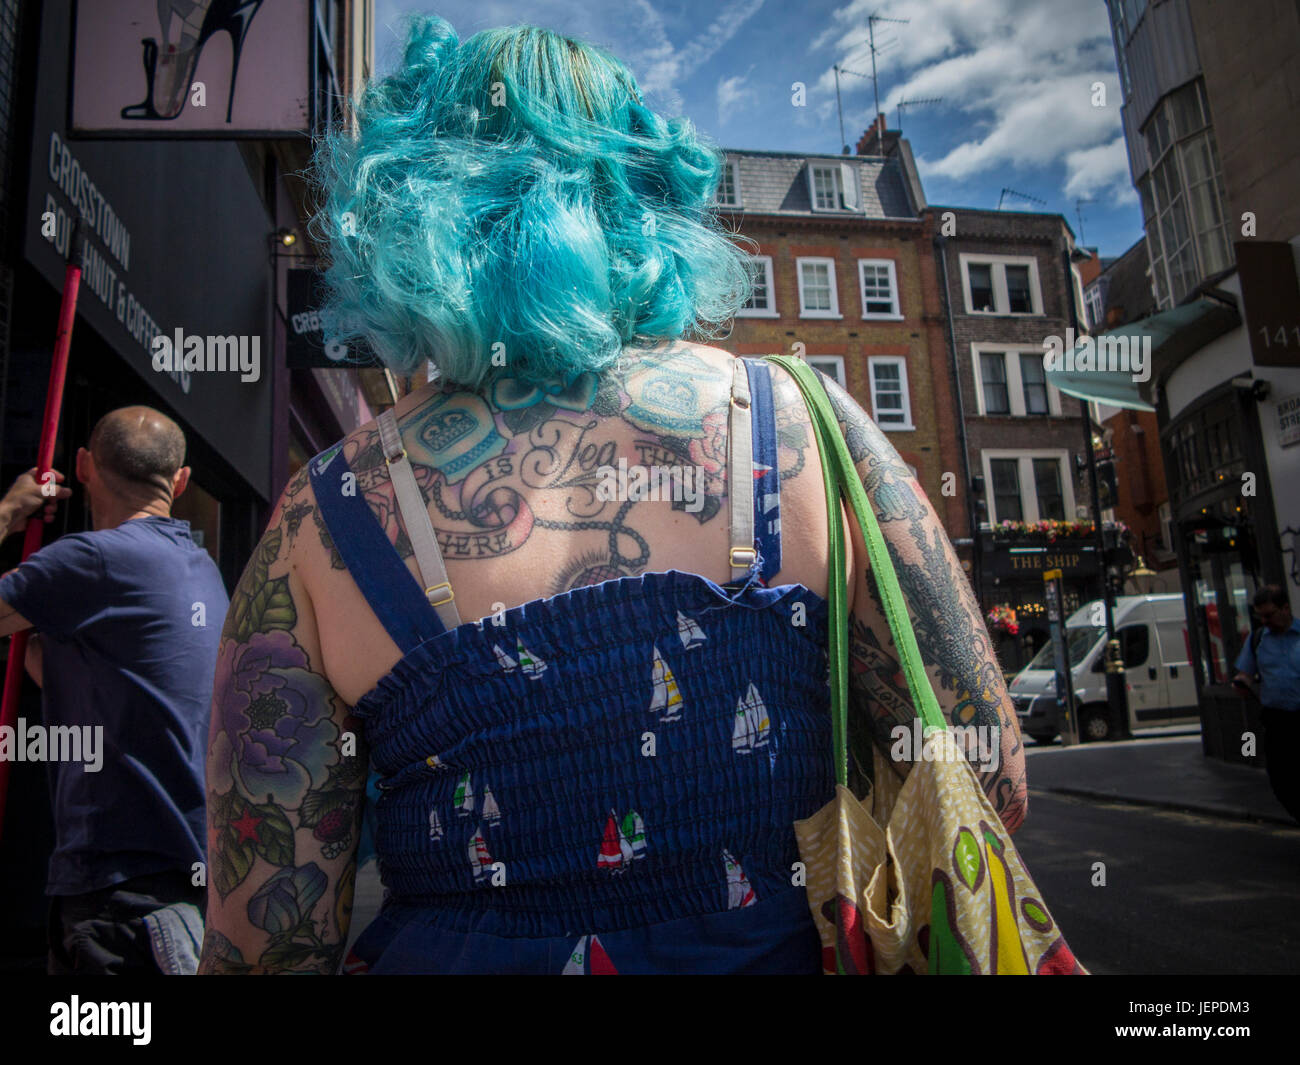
[308,444,445,654]
[742,358,783,584]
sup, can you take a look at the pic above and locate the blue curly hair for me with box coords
[308,15,754,388]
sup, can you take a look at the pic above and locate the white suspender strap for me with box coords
[377,408,462,631]
[728,358,756,580]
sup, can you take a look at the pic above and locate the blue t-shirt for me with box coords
[1235,619,1300,712]
[0,516,228,895]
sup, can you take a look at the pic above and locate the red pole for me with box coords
[0,223,83,841]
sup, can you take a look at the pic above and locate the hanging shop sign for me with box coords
[285,269,379,369]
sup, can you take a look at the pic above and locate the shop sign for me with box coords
[986,542,1100,579]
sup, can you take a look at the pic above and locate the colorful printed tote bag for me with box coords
[765,355,1086,976]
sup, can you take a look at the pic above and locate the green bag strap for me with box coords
[764,356,947,788]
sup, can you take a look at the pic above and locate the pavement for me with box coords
[1024,730,1298,827]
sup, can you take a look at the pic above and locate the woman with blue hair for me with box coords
[199,15,1025,975]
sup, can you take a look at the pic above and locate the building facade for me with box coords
[1104,0,1300,762]
[931,206,1099,673]
[711,132,967,542]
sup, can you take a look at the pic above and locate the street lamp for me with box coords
[1062,243,1131,739]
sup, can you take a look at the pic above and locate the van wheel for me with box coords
[1080,707,1111,743]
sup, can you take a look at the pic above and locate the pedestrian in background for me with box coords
[1234,584,1300,823]
[0,406,228,973]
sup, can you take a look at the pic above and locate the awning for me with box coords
[1045,297,1241,411]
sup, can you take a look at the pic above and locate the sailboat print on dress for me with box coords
[493,643,518,673]
[723,849,757,909]
[731,683,771,754]
[648,644,683,721]
[454,771,474,817]
[597,809,646,872]
[468,827,492,883]
[621,811,646,859]
[482,786,502,827]
[516,641,547,678]
[676,611,707,650]
[428,808,443,842]
[561,934,618,975]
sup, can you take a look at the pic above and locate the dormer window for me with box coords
[808,162,861,212]
[714,160,740,206]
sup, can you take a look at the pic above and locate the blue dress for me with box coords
[308,357,834,974]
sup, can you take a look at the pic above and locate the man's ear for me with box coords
[172,465,191,500]
[75,447,91,485]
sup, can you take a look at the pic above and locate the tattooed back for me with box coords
[284,342,836,705]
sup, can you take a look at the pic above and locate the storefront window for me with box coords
[172,478,222,567]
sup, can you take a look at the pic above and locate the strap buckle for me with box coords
[425,581,455,608]
[729,547,757,568]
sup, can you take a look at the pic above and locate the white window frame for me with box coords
[807,162,861,212]
[970,344,1063,417]
[1084,282,1105,331]
[857,258,903,319]
[714,159,740,207]
[981,449,1076,525]
[737,254,778,317]
[1070,263,1087,331]
[867,355,914,431]
[959,253,1043,316]
[796,257,841,319]
[806,354,845,387]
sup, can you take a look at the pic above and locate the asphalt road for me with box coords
[1014,789,1300,975]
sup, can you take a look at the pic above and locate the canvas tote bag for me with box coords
[765,355,1086,976]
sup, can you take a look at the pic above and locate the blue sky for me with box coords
[373,0,1145,259]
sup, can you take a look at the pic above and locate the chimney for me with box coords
[856,113,897,156]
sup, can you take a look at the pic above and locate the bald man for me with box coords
[0,406,228,974]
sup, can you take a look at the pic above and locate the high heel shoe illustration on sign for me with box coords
[121,0,265,124]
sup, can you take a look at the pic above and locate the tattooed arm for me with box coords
[198,467,366,973]
[782,367,1028,832]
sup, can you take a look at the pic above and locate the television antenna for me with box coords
[997,187,1048,210]
[1074,197,1093,246]
[895,96,942,134]
[865,13,909,154]
[833,63,872,154]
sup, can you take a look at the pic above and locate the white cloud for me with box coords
[717,72,757,126]
[1063,136,1139,206]
[813,0,1129,189]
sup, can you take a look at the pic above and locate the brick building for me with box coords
[711,129,967,539]
[1085,238,1178,589]
[929,205,1097,671]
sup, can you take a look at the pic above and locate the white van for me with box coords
[1008,594,1201,743]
